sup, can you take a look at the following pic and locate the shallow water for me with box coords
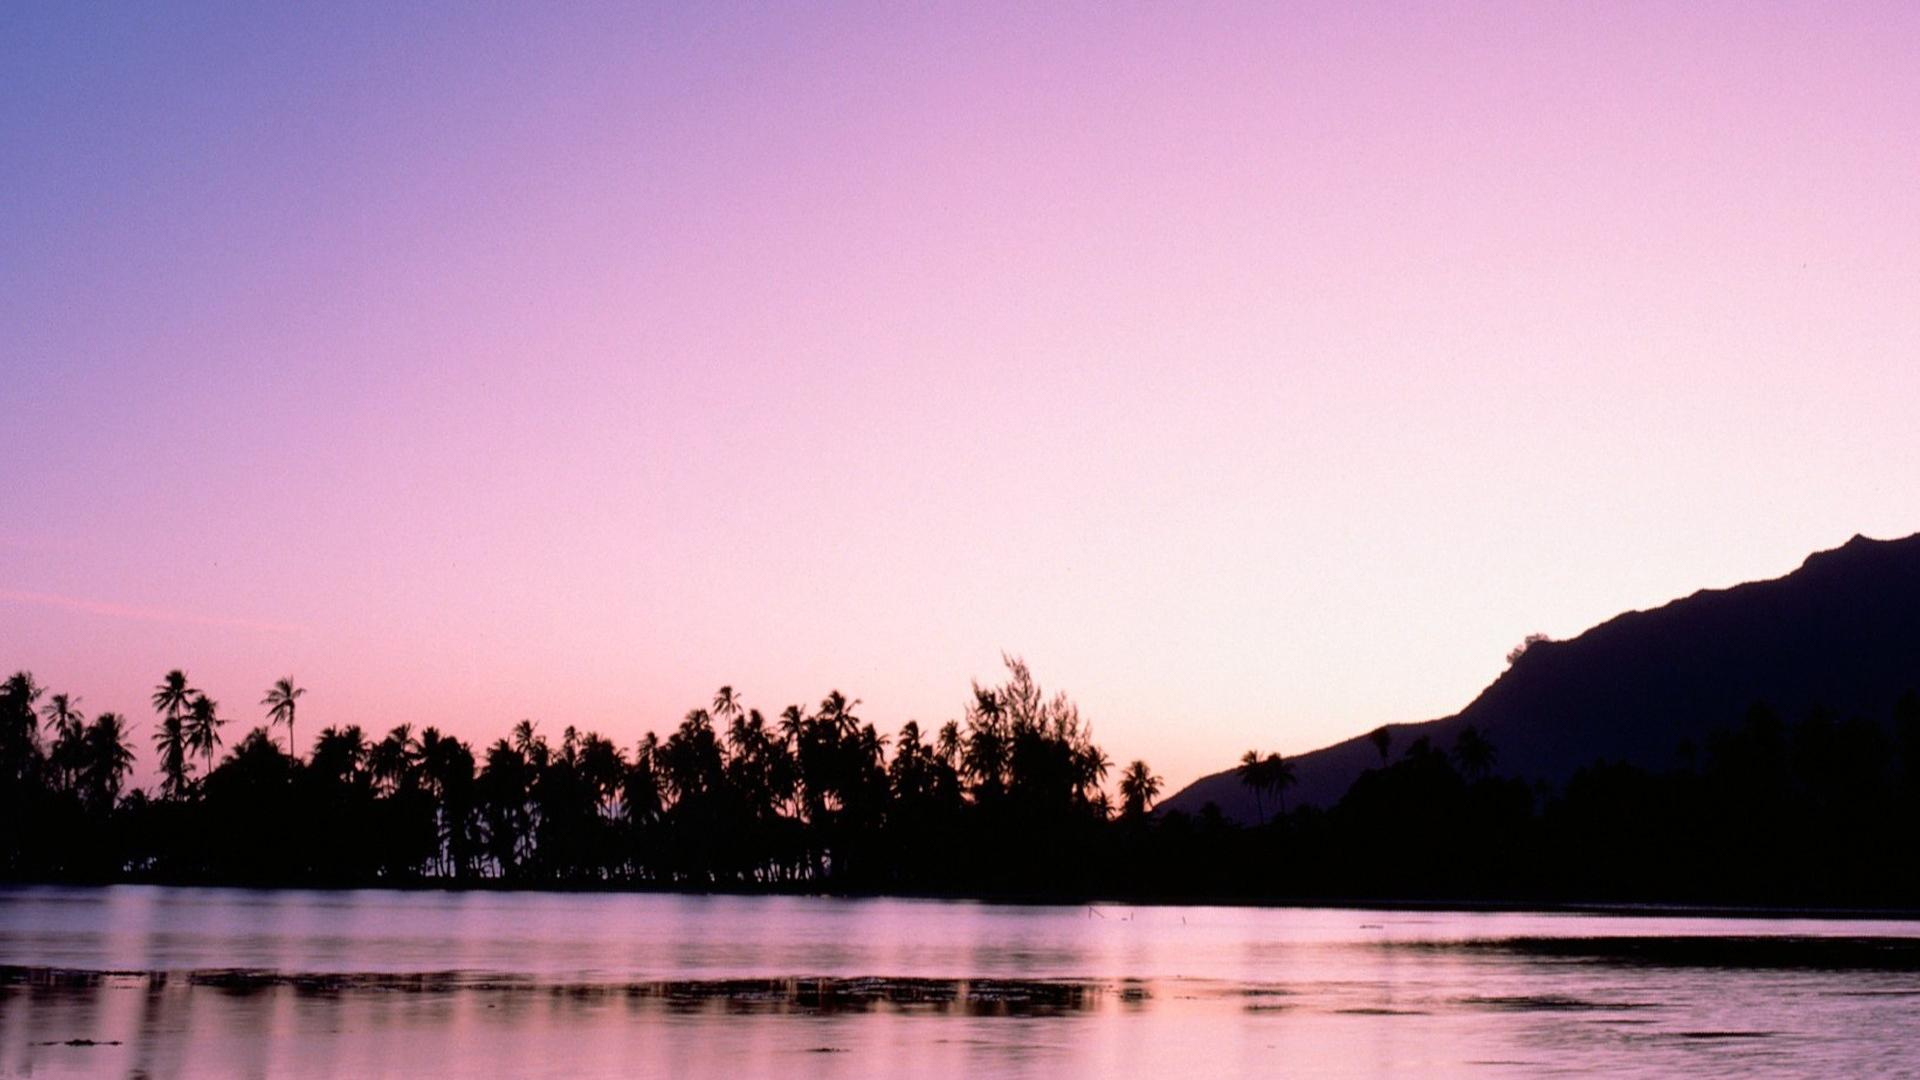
[2,887,1916,1078]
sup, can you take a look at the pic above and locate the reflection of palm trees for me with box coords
[261,677,305,758]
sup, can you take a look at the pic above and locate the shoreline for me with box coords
[5,878,1919,922]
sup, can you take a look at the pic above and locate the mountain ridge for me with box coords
[1160,531,1920,822]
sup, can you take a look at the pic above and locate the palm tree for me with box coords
[1263,752,1297,815]
[150,669,196,797]
[81,712,135,810]
[511,719,547,769]
[150,669,196,724]
[40,692,84,737]
[1452,725,1496,780]
[1237,750,1268,824]
[371,724,420,795]
[1076,744,1113,804]
[1,672,45,787]
[153,714,190,798]
[418,727,478,877]
[40,693,85,793]
[623,733,664,826]
[261,677,305,758]
[578,732,627,819]
[184,695,225,780]
[712,685,743,722]
[310,724,370,786]
[1118,760,1162,818]
[819,691,861,738]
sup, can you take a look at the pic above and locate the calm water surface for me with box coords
[2,886,1917,1078]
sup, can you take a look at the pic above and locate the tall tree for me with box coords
[310,725,370,788]
[1118,760,1163,818]
[184,695,225,781]
[81,712,135,810]
[40,693,86,794]
[150,670,196,725]
[1453,725,1496,780]
[150,670,197,797]
[1263,752,1297,815]
[370,724,419,796]
[1237,750,1269,824]
[153,715,190,799]
[1,671,45,789]
[261,677,306,758]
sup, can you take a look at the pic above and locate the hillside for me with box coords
[1160,532,1920,823]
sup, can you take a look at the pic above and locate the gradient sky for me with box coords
[5,3,1919,792]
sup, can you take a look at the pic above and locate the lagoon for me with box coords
[3,887,1917,1077]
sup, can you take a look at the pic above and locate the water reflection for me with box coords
[3,888,1919,1078]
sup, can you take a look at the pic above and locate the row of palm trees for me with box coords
[4,679,138,812]
[1235,749,1297,823]
[146,670,307,798]
[3,658,1172,886]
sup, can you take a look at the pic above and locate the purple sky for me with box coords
[5,3,1920,792]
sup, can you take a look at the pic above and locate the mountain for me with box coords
[1160,532,1920,823]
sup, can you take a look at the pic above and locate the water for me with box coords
[2,887,1917,1078]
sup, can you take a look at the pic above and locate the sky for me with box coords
[5,3,1920,793]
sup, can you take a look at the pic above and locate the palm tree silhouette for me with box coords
[81,712,135,810]
[511,719,547,769]
[40,693,86,793]
[1263,752,1296,815]
[1452,725,1496,780]
[261,677,306,758]
[371,724,420,795]
[1237,751,1297,822]
[311,724,370,786]
[152,716,189,798]
[1118,760,1162,817]
[2,672,45,789]
[150,670,197,797]
[1237,750,1268,823]
[184,695,225,781]
[150,670,196,724]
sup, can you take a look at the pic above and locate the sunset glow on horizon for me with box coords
[6,3,1920,792]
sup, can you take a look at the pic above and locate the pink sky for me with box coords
[5,4,1920,792]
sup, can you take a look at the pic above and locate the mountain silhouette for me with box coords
[1161,532,1920,823]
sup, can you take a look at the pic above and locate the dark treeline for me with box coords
[3,658,1129,893]
[5,661,1920,906]
[1169,696,1920,908]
